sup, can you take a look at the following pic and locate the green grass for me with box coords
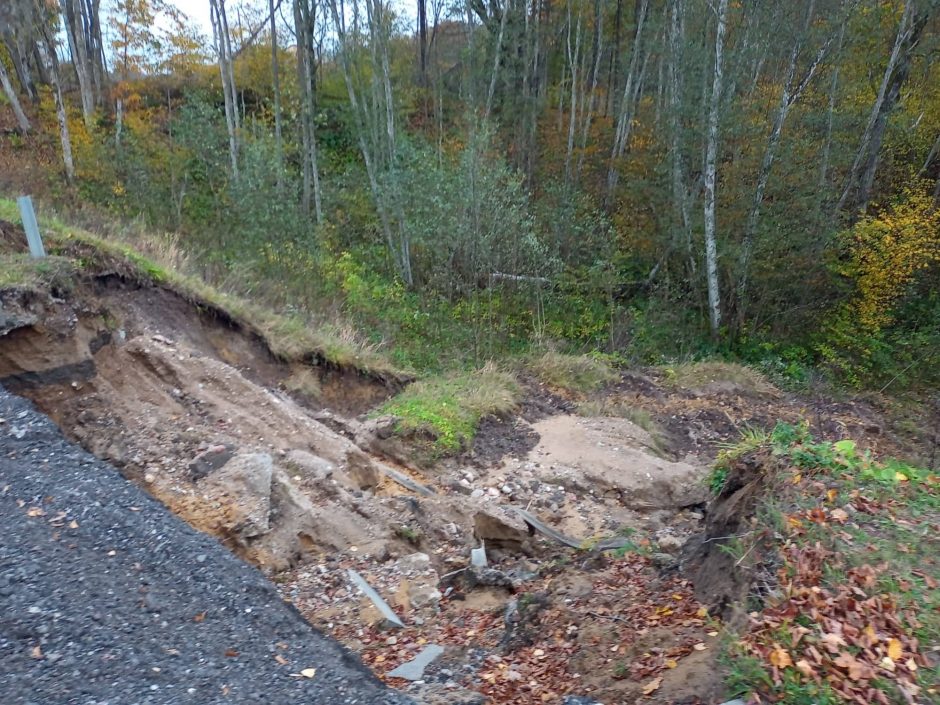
[528,351,618,393]
[0,254,76,290]
[0,197,403,379]
[378,365,520,454]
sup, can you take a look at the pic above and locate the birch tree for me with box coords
[736,0,844,318]
[0,58,31,134]
[703,0,728,337]
[209,0,239,179]
[605,0,650,203]
[837,0,933,215]
[294,0,323,223]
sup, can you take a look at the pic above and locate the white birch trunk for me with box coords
[703,0,728,338]
[0,59,30,134]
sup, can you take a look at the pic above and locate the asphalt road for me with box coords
[0,386,412,705]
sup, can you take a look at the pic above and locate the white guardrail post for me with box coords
[17,195,46,258]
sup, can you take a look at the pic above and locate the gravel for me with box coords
[0,387,413,705]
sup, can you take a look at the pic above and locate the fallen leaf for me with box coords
[795,659,815,677]
[665,659,678,669]
[695,607,709,618]
[26,507,45,517]
[830,508,849,523]
[274,654,289,665]
[300,668,316,678]
[693,643,707,651]
[30,645,43,660]
[886,638,902,661]
[224,649,239,658]
[769,646,793,668]
[68,520,79,529]
[193,612,206,623]
[641,676,662,695]
[821,632,847,652]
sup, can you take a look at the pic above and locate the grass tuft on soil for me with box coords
[528,352,618,394]
[378,365,520,454]
[0,198,402,380]
[717,422,939,704]
[663,360,777,396]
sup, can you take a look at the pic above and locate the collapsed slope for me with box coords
[2,210,934,704]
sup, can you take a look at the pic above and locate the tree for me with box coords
[0,45,31,133]
[703,0,728,338]
[837,0,934,216]
[210,0,240,179]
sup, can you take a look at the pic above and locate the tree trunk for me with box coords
[0,59,30,135]
[210,0,239,180]
[294,0,323,224]
[818,20,846,195]
[668,0,694,275]
[703,0,728,338]
[563,0,582,185]
[39,27,75,184]
[417,0,428,85]
[2,34,37,102]
[836,0,930,216]
[605,0,650,203]
[60,0,95,126]
[485,0,508,120]
[737,0,836,318]
[270,0,284,191]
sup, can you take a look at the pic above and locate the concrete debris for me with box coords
[470,545,487,568]
[386,644,444,681]
[196,452,274,539]
[347,569,405,629]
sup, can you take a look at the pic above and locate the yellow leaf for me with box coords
[826,488,838,503]
[895,472,909,482]
[300,668,317,678]
[641,676,662,695]
[665,659,678,669]
[695,607,709,618]
[887,638,902,661]
[769,646,793,668]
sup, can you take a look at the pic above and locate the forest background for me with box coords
[1,0,939,389]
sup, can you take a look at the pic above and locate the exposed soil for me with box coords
[2,260,935,704]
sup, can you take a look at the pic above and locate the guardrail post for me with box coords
[16,195,46,258]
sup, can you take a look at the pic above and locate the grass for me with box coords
[718,422,940,704]
[662,360,778,396]
[528,351,619,394]
[378,364,520,454]
[0,254,76,290]
[0,196,403,380]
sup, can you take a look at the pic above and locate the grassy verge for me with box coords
[0,197,402,380]
[719,423,938,704]
[528,351,618,394]
[378,365,520,455]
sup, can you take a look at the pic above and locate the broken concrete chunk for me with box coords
[347,569,405,629]
[386,644,444,681]
[282,449,334,483]
[470,546,487,568]
[197,452,273,538]
[473,509,528,549]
